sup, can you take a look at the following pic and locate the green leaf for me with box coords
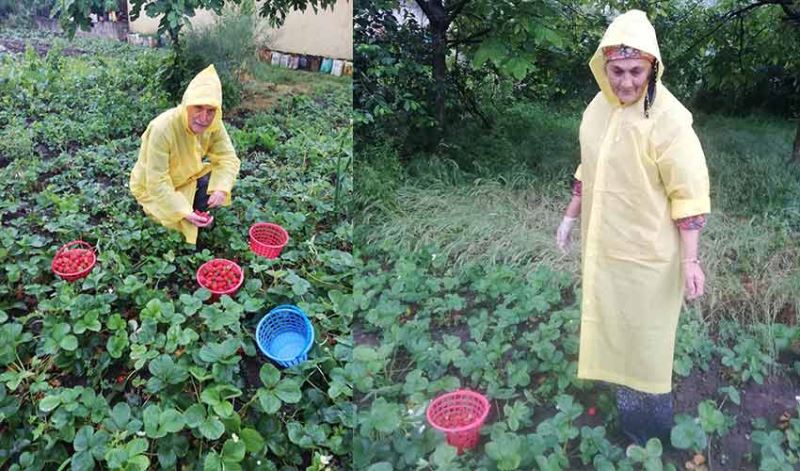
[275,378,302,403]
[110,403,131,429]
[60,334,79,351]
[73,425,93,452]
[285,270,311,295]
[645,438,663,456]
[143,404,164,438]
[204,451,222,471]
[160,408,185,433]
[107,332,128,359]
[486,432,523,470]
[328,378,352,399]
[40,395,61,412]
[105,448,128,468]
[626,444,647,461]
[240,428,264,453]
[128,455,150,471]
[259,364,280,387]
[431,443,458,466]
[257,389,281,414]
[200,305,240,331]
[366,463,393,471]
[473,38,507,68]
[365,398,400,434]
[222,438,246,462]
[70,450,94,471]
[718,386,741,405]
[148,354,188,384]
[199,418,225,440]
[503,56,533,81]
[199,339,239,363]
[126,438,149,456]
[184,404,206,428]
[671,417,707,451]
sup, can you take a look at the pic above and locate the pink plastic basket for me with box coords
[426,389,490,453]
[51,240,96,282]
[196,258,244,301]
[249,223,288,259]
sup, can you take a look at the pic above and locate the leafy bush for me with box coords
[162,4,269,109]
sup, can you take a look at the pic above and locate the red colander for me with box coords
[196,258,244,301]
[249,223,288,259]
[51,240,96,282]
[426,389,490,454]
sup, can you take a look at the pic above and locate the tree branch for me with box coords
[446,27,491,47]
[446,0,471,22]
[674,0,792,63]
[414,0,434,21]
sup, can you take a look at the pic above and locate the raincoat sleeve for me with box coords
[653,113,710,220]
[206,123,240,203]
[143,126,193,224]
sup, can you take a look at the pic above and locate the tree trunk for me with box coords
[417,0,449,130]
[792,118,800,165]
[431,19,447,129]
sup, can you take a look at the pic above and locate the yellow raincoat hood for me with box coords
[575,10,710,394]
[589,9,663,107]
[129,64,240,244]
[179,64,224,134]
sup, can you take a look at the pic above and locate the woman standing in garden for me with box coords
[130,64,241,245]
[555,10,711,445]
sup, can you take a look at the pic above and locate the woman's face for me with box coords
[605,58,653,104]
[187,105,216,134]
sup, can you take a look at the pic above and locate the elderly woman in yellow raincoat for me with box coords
[555,10,710,445]
[130,64,240,244]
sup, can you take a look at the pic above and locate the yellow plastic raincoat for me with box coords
[575,10,710,394]
[130,65,240,244]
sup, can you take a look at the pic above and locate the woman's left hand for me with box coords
[207,190,227,208]
[683,261,705,300]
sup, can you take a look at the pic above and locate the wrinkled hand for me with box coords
[207,190,227,208]
[556,216,577,254]
[683,261,705,300]
[185,211,213,228]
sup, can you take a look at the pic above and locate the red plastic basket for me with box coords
[249,223,288,259]
[51,240,96,282]
[426,389,490,454]
[196,258,244,301]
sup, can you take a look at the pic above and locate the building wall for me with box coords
[127,0,352,60]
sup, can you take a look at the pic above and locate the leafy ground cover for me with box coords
[0,28,353,470]
[355,105,800,470]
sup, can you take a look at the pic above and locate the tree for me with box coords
[54,0,338,44]
[696,0,800,164]
[397,0,565,129]
[54,0,338,102]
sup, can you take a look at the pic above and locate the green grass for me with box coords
[360,104,800,327]
[250,61,351,91]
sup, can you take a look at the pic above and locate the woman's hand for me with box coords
[682,260,705,300]
[185,211,213,228]
[207,190,227,208]
[556,216,578,253]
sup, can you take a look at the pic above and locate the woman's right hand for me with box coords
[185,211,213,228]
[556,216,577,253]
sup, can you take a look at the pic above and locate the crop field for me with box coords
[354,108,800,470]
[0,29,353,470]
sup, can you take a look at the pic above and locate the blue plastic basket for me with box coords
[256,305,315,367]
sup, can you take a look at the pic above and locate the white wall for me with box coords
[127,0,352,60]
